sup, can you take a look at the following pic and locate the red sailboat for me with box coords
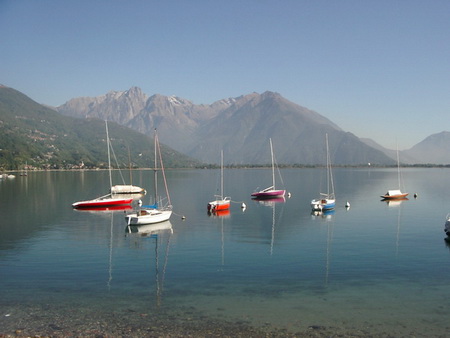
[208,150,231,212]
[72,121,133,209]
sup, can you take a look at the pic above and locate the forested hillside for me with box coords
[0,86,201,170]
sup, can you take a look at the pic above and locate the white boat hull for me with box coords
[111,185,146,194]
[126,209,172,225]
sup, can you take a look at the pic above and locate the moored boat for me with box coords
[251,138,286,199]
[125,130,172,225]
[208,150,231,212]
[311,196,336,211]
[208,197,231,212]
[111,184,146,194]
[252,186,285,199]
[380,189,409,200]
[311,134,336,211]
[126,208,172,225]
[381,145,408,200]
[72,121,133,209]
[72,195,133,209]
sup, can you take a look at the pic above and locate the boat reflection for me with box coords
[208,208,230,218]
[126,221,173,307]
[444,237,450,248]
[252,196,286,207]
[207,208,228,269]
[382,197,408,207]
[311,208,335,220]
[325,216,334,285]
[126,220,173,237]
[252,196,286,255]
[107,212,114,290]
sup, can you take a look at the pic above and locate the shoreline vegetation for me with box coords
[2,163,450,174]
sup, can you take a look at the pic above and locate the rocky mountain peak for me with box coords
[124,86,147,100]
[56,87,397,165]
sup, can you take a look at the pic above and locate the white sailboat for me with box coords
[381,144,408,200]
[111,147,145,194]
[311,133,336,211]
[125,130,172,225]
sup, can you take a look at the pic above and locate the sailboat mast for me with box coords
[105,121,113,191]
[396,143,401,189]
[154,129,158,205]
[325,133,335,198]
[326,134,330,195]
[270,138,275,188]
[220,150,224,199]
[128,146,132,185]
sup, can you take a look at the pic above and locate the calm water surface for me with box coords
[1,168,450,336]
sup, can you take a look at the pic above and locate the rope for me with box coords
[172,210,186,220]
[230,199,246,204]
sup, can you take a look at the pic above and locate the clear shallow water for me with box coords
[1,168,450,336]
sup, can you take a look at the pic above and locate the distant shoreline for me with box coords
[3,163,450,173]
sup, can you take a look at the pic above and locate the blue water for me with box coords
[1,168,450,335]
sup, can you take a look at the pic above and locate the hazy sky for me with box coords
[1,0,449,150]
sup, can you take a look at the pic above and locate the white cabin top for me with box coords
[387,190,402,196]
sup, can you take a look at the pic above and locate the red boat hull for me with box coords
[207,201,230,211]
[72,198,133,209]
[74,205,133,211]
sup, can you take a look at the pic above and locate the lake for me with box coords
[1,167,450,336]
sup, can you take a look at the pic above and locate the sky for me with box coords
[1,0,449,150]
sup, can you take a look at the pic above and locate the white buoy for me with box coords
[345,201,350,208]
[241,202,246,209]
[287,192,291,198]
[138,199,142,206]
[181,215,186,220]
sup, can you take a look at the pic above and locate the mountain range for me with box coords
[2,85,449,168]
[56,88,388,165]
[57,87,450,165]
